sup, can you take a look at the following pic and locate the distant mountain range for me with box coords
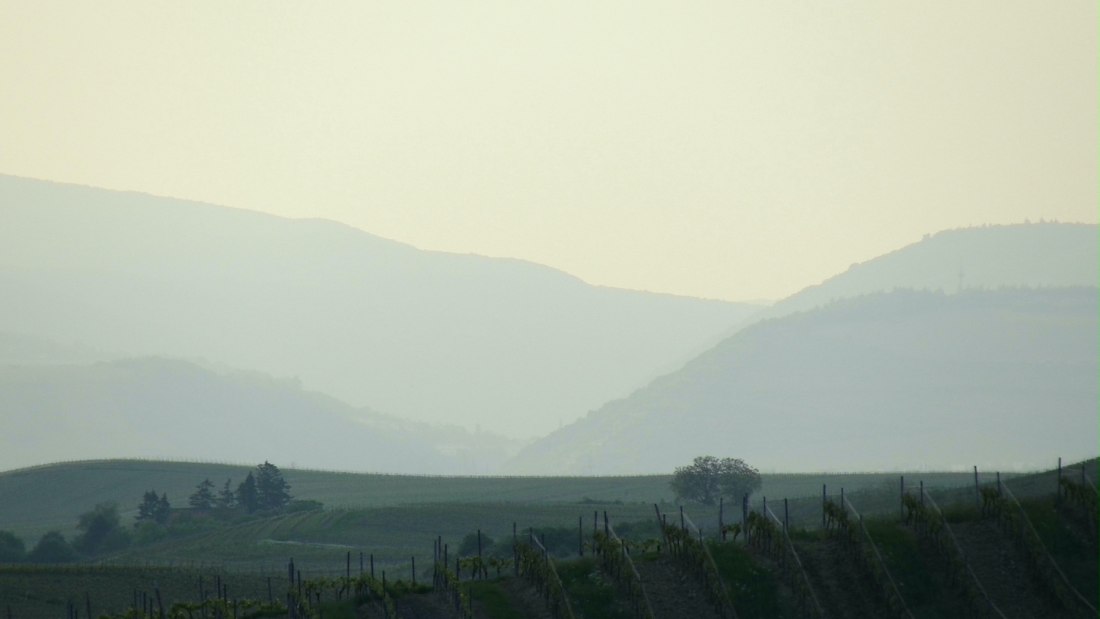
[505,222,1098,473]
[509,286,1098,474]
[0,356,513,474]
[2,174,1096,475]
[0,175,759,438]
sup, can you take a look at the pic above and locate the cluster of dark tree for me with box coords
[669,455,762,506]
[132,461,294,527]
[0,462,297,564]
[185,461,293,515]
[0,502,129,563]
[136,491,171,525]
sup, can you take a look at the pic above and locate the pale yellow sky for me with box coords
[1,1,1096,301]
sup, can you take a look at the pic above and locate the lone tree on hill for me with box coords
[670,456,761,506]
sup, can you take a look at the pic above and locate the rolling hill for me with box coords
[0,458,985,544]
[509,286,1099,474]
[0,358,508,475]
[0,174,760,439]
[1,458,1094,619]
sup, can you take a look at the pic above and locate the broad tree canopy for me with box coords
[670,456,761,505]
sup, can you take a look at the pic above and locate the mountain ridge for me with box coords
[0,174,760,438]
[510,285,1099,474]
[763,222,1098,317]
[1,173,753,303]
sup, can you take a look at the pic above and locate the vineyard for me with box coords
[0,459,1095,618]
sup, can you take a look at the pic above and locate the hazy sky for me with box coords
[2,2,1095,301]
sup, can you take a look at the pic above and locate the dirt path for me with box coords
[633,554,722,619]
[738,547,804,619]
[792,536,888,619]
[881,528,970,619]
[1056,502,1098,551]
[950,520,1066,619]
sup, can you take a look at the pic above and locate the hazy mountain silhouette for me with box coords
[0,356,517,474]
[0,175,760,438]
[0,331,113,366]
[692,222,1097,347]
[510,287,1098,474]
[759,222,1097,320]
[508,223,1098,473]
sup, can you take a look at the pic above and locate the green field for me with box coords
[0,460,673,542]
[100,501,662,574]
[0,457,1029,607]
[0,458,1094,619]
[0,459,996,543]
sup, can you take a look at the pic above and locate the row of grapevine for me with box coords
[901,488,1005,618]
[1058,473,1098,533]
[44,568,284,619]
[744,504,824,619]
[655,506,737,619]
[284,556,405,619]
[432,543,473,619]
[514,535,575,619]
[981,481,1096,617]
[590,522,655,619]
[72,555,410,619]
[86,597,284,619]
[822,496,913,619]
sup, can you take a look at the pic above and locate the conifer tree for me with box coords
[255,461,292,511]
[136,490,160,524]
[154,493,171,524]
[188,478,216,511]
[216,478,236,511]
[236,472,259,513]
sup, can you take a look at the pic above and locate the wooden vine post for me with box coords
[1057,457,1062,501]
[900,476,905,522]
[719,497,724,540]
[579,516,584,556]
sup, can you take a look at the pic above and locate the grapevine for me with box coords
[656,508,738,619]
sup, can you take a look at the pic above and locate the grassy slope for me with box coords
[709,542,792,619]
[2,459,1095,619]
[0,460,670,541]
[0,459,986,542]
[102,502,661,573]
[863,520,970,618]
[1018,497,1098,603]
